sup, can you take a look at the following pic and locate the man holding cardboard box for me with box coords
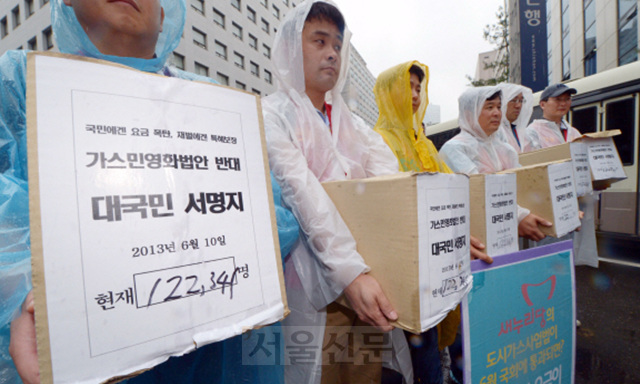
[439,87,553,242]
[373,60,494,384]
[523,83,600,267]
[524,83,582,152]
[4,0,300,383]
[262,1,408,383]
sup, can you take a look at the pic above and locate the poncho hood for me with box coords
[458,86,502,141]
[496,83,534,152]
[271,0,351,101]
[373,61,450,173]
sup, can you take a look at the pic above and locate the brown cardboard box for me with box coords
[519,130,626,191]
[322,172,472,334]
[26,52,288,383]
[579,131,627,189]
[501,160,581,238]
[469,174,519,256]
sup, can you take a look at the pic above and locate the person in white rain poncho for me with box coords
[262,1,414,383]
[439,87,552,242]
[524,83,582,151]
[496,83,534,153]
[3,1,299,383]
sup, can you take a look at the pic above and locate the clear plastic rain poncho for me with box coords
[524,118,582,152]
[440,87,530,223]
[440,87,520,174]
[520,98,597,267]
[496,83,534,153]
[373,61,452,173]
[262,1,411,382]
[0,0,298,382]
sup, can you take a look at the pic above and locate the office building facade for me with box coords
[509,0,638,84]
[0,0,379,125]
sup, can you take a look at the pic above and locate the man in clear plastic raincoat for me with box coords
[439,87,552,242]
[1,0,299,383]
[373,61,496,383]
[262,1,410,383]
[523,84,599,267]
[523,83,582,151]
[496,83,534,153]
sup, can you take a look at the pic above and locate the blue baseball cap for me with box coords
[540,83,577,101]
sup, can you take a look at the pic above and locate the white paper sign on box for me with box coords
[483,174,519,256]
[585,138,627,180]
[568,142,594,196]
[27,53,286,384]
[417,173,473,332]
[547,162,582,238]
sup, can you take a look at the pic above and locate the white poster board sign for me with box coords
[27,53,286,383]
[585,138,627,180]
[417,173,472,331]
[484,174,519,257]
[569,142,593,196]
[547,162,581,238]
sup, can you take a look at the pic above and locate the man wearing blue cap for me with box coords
[524,83,581,151]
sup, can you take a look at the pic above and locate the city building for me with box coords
[508,0,638,85]
[473,48,507,84]
[0,0,379,125]
[342,46,379,127]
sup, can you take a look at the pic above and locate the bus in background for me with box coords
[425,61,640,251]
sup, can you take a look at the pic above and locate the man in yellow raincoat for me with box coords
[373,61,492,383]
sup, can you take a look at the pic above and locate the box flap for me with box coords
[580,129,621,139]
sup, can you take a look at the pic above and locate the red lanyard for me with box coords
[324,102,333,134]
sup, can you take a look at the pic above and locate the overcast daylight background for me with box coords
[337,0,506,122]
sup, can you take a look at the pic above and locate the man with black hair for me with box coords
[496,83,534,153]
[524,83,581,151]
[374,61,498,383]
[263,1,406,383]
[439,87,552,242]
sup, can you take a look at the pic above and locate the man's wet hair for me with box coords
[305,2,345,35]
[486,91,501,102]
[409,65,425,83]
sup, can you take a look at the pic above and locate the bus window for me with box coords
[570,105,598,134]
[429,128,461,151]
[604,96,637,166]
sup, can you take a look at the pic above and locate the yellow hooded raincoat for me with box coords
[373,61,458,350]
[373,61,451,173]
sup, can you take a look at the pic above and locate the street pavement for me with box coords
[574,236,640,384]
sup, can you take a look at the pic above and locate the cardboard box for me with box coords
[519,141,592,196]
[519,130,626,192]
[322,172,472,334]
[501,160,581,238]
[469,174,519,256]
[579,131,627,190]
[26,53,287,383]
